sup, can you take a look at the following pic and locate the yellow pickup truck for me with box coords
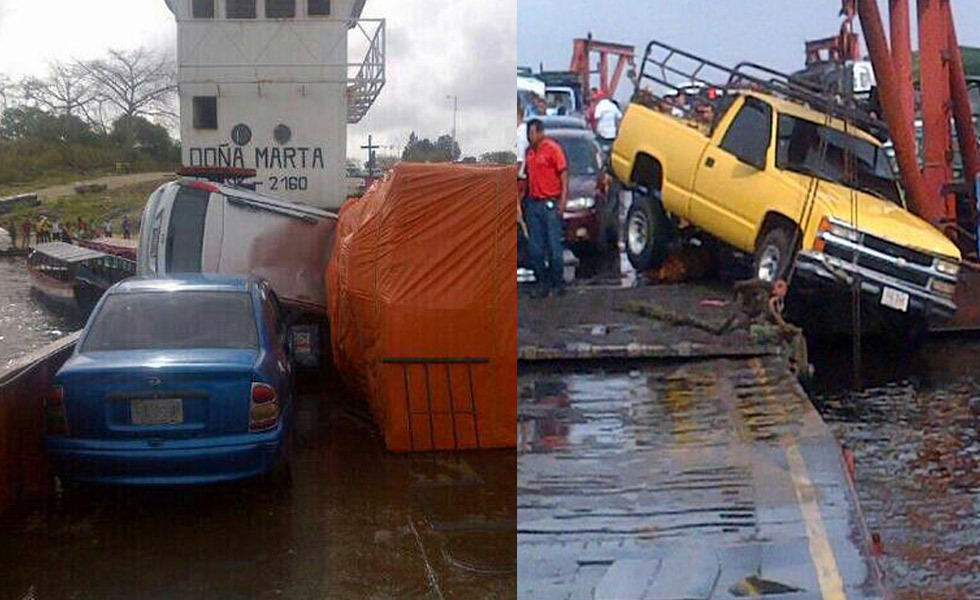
[610,88,961,323]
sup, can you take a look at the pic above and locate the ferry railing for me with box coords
[0,333,79,517]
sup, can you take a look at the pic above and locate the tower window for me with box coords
[266,0,295,18]
[227,0,257,19]
[308,0,330,16]
[191,0,214,18]
[193,97,218,130]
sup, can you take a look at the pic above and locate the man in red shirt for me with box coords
[524,119,569,297]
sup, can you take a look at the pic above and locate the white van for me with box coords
[137,177,337,314]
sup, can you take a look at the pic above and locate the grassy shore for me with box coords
[1,177,172,237]
[0,168,119,199]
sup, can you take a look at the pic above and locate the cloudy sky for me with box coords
[519,0,980,104]
[0,0,515,159]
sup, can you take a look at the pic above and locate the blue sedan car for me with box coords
[44,275,294,486]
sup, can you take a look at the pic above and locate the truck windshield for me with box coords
[82,291,258,352]
[554,136,598,176]
[776,114,901,205]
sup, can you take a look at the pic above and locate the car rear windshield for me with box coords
[555,136,598,176]
[776,114,901,205]
[82,291,258,352]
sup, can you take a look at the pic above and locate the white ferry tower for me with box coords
[163,0,385,208]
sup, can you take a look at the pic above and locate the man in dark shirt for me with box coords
[524,119,569,297]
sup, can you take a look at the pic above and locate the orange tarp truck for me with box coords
[327,162,517,452]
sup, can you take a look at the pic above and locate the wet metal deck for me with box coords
[517,284,885,599]
[0,381,516,599]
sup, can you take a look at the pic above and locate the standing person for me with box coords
[104,219,112,238]
[524,119,569,298]
[51,219,61,243]
[517,101,529,189]
[122,215,132,240]
[21,218,31,248]
[593,94,623,156]
[6,218,17,250]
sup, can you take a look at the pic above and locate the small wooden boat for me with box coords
[27,242,135,313]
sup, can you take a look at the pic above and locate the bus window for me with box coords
[166,186,211,273]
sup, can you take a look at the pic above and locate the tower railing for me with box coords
[347,18,386,124]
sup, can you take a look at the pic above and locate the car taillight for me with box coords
[249,382,280,432]
[44,385,70,436]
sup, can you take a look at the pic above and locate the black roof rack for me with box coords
[636,39,889,140]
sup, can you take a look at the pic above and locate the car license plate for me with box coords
[881,287,910,312]
[131,398,183,426]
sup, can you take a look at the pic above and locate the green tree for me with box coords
[401,131,461,162]
[110,115,177,161]
[479,151,517,164]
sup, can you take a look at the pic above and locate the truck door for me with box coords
[690,96,774,252]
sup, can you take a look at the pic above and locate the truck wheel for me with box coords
[754,227,795,283]
[625,192,670,271]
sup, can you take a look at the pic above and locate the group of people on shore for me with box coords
[2,214,132,250]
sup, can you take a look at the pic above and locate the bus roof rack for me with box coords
[636,38,889,140]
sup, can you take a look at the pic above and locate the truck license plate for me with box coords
[881,287,910,312]
[131,398,183,426]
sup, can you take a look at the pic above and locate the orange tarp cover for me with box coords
[327,162,517,452]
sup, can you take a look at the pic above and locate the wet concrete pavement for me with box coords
[517,356,884,599]
[0,379,516,599]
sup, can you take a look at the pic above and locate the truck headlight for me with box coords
[930,278,957,297]
[819,217,860,242]
[565,196,596,212]
[934,258,960,277]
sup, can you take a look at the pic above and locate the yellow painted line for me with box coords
[785,441,848,600]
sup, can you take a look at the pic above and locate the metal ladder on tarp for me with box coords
[382,357,488,451]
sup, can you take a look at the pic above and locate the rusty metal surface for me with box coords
[518,357,884,599]
[0,383,516,599]
[0,333,79,517]
[931,264,980,332]
[518,284,777,361]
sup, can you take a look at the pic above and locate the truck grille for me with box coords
[860,232,935,267]
[823,242,934,289]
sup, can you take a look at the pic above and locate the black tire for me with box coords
[753,226,796,283]
[624,191,671,271]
